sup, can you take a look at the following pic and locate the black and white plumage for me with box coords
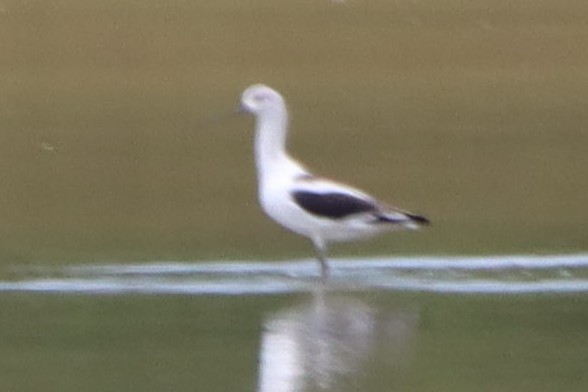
[240,84,429,280]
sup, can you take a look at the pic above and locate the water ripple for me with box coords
[1,254,587,295]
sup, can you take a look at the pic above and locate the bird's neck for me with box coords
[254,106,291,181]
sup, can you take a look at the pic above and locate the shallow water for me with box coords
[0,254,588,392]
[1,255,588,391]
[2,254,588,295]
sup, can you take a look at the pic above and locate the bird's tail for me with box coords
[375,209,430,229]
[405,212,430,226]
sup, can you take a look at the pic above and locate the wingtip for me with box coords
[407,213,430,226]
[375,210,430,228]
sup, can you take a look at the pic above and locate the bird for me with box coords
[239,84,429,280]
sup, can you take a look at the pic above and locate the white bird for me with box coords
[239,84,429,280]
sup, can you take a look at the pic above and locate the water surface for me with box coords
[2,254,588,295]
[1,255,588,391]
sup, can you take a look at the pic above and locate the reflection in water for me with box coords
[258,288,419,391]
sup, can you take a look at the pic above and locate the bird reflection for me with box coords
[258,288,419,392]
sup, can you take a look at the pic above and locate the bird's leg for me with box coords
[312,239,330,282]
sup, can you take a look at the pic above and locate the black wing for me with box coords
[292,191,377,219]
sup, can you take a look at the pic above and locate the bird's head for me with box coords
[240,84,285,115]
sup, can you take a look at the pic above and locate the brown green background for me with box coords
[0,0,587,265]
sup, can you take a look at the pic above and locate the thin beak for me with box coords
[202,105,246,128]
[218,105,246,120]
[230,105,247,117]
